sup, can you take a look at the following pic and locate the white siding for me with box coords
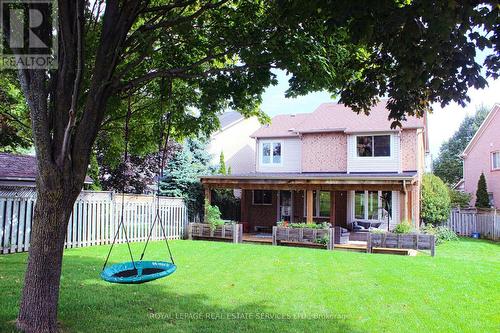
[208,117,261,174]
[347,190,401,230]
[256,137,301,173]
[347,133,401,173]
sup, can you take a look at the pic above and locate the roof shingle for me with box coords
[251,100,426,138]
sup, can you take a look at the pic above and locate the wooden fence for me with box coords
[446,209,499,241]
[0,190,188,254]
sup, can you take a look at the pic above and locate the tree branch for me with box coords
[57,0,84,167]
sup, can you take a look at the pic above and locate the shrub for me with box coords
[421,224,458,244]
[421,174,451,224]
[393,221,412,234]
[475,172,490,208]
[204,200,224,230]
[314,234,330,245]
[283,222,331,229]
[448,188,471,208]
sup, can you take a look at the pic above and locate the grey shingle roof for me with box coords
[0,153,93,183]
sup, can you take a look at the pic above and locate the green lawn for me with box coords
[1,239,499,333]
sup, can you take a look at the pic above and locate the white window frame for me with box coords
[491,151,500,171]
[303,190,331,218]
[252,190,273,206]
[260,140,283,166]
[355,134,392,158]
[352,190,392,221]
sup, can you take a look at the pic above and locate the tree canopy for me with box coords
[433,105,490,185]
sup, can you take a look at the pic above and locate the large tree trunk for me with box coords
[16,184,80,333]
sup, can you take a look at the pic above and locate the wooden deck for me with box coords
[241,233,417,255]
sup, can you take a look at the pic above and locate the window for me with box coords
[253,190,273,205]
[261,141,282,165]
[488,193,495,207]
[303,190,331,217]
[354,191,365,219]
[319,191,331,217]
[356,135,391,157]
[492,152,500,170]
[353,190,393,221]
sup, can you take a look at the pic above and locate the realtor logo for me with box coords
[0,0,58,69]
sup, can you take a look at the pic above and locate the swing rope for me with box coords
[102,95,136,271]
[139,77,175,264]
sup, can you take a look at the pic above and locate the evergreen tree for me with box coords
[219,151,227,175]
[159,138,212,219]
[475,173,490,208]
[433,105,490,185]
[227,166,232,175]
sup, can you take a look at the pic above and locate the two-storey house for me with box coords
[201,101,429,233]
[461,104,500,208]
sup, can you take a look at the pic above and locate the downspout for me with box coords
[402,180,409,224]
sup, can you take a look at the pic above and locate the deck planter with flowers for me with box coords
[188,222,243,243]
[272,224,334,250]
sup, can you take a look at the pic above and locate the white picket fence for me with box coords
[446,209,499,241]
[0,190,188,254]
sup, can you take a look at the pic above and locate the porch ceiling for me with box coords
[201,172,417,191]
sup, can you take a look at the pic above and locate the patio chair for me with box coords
[334,226,350,244]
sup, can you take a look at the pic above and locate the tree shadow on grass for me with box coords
[0,253,362,333]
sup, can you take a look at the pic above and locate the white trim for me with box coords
[259,139,284,166]
[351,190,394,222]
[355,134,393,158]
[491,151,500,170]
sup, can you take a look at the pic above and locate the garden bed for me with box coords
[272,226,334,250]
[367,232,435,256]
[188,223,243,243]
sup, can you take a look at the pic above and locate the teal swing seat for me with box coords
[100,79,176,285]
[101,261,176,284]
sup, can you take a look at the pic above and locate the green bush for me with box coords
[204,200,224,230]
[475,172,490,208]
[421,174,451,224]
[284,222,331,229]
[421,224,458,244]
[448,188,471,208]
[393,221,412,234]
[314,234,330,245]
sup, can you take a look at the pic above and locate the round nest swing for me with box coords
[100,79,177,285]
[101,261,176,284]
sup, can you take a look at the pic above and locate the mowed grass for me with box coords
[0,238,499,333]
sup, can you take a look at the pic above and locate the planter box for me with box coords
[272,226,334,250]
[188,223,242,243]
[367,232,435,256]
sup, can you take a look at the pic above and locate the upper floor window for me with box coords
[356,135,391,157]
[261,141,282,165]
[492,152,500,170]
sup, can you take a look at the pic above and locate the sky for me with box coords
[259,70,499,159]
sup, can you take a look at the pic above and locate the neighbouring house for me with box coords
[0,153,93,188]
[207,111,261,174]
[461,104,500,208]
[201,100,429,234]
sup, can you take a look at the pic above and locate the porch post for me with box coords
[240,189,248,223]
[306,189,314,224]
[330,191,335,226]
[204,186,212,222]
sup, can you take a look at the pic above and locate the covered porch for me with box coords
[201,172,420,241]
